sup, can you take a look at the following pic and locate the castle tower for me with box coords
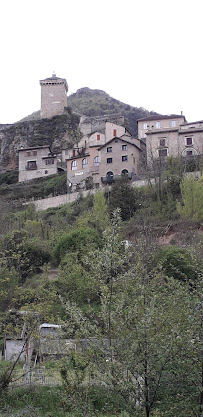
[40,73,68,119]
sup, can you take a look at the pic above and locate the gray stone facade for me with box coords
[18,145,57,182]
[137,114,203,164]
[40,74,68,119]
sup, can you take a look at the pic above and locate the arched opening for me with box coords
[106,171,114,181]
[121,169,129,177]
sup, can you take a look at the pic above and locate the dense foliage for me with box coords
[0,168,202,416]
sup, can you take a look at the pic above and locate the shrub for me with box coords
[53,226,101,264]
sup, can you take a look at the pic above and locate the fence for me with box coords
[10,366,62,387]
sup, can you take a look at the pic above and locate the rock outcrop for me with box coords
[0,112,80,172]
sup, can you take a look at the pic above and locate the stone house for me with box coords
[66,118,143,188]
[137,114,186,141]
[98,136,142,183]
[18,145,57,182]
[143,117,203,165]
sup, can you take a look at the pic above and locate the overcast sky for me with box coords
[0,0,202,125]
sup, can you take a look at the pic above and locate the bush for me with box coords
[154,245,199,284]
[53,226,101,264]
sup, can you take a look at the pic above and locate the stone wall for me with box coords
[32,189,96,211]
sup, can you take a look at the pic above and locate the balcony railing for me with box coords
[101,173,132,184]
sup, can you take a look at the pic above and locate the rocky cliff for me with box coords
[0,111,80,172]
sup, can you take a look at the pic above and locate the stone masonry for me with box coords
[40,73,68,119]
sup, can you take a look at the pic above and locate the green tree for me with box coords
[177,175,203,221]
[108,178,137,220]
[62,212,201,417]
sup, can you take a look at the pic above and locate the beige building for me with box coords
[40,73,68,119]
[18,145,57,182]
[98,136,142,184]
[137,114,203,164]
[144,116,203,165]
[66,117,143,188]
[137,114,186,141]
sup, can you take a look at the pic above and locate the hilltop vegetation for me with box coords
[68,87,158,136]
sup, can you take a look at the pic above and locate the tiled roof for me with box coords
[98,136,141,151]
[137,114,186,122]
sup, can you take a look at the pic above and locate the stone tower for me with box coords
[40,73,68,119]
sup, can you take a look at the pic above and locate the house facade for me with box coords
[98,137,141,184]
[137,114,203,165]
[137,114,186,141]
[18,145,57,182]
[143,118,203,165]
[66,118,143,188]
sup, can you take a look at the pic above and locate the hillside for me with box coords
[69,88,159,136]
[19,88,159,136]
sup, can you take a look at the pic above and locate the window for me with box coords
[45,170,48,174]
[97,134,100,141]
[82,158,88,168]
[186,137,193,146]
[107,158,112,164]
[156,121,160,129]
[122,145,127,151]
[45,158,54,165]
[142,123,147,129]
[122,155,128,161]
[171,120,176,127]
[121,169,128,176]
[27,160,37,170]
[71,160,77,170]
[107,147,112,153]
[25,151,37,157]
[113,129,117,137]
[94,156,99,166]
[106,171,114,180]
[159,138,166,147]
[186,150,193,156]
[158,149,167,157]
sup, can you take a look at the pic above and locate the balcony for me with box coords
[101,172,132,184]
